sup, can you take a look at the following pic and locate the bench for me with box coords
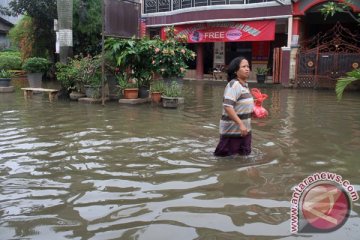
[21,88,59,102]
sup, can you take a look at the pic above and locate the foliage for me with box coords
[8,16,35,60]
[336,69,360,100]
[73,0,102,56]
[116,72,138,90]
[55,55,102,91]
[105,37,157,88]
[55,62,78,91]
[0,51,22,70]
[22,57,50,73]
[320,0,360,23]
[0,69,12,78]
[162,81,182,97]
[151,80,165,93]
[152,26,196,78]
[6,0,57,59]
[255,67,269,75]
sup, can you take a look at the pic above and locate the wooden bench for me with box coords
[21,88,59,102]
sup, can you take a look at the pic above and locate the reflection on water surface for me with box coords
[0,81,359,239]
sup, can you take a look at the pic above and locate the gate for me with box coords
[295,22,360,88]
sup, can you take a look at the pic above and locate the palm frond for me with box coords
[335,77,358,100]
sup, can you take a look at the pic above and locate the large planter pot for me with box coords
[84,85,102,99]
[162,96,179,108]
[256,74,266,84]
[27,72,43,88]
[139,86,150,98]
[123,88,139,99]
[151,92,162,103]
[0,78,11,87]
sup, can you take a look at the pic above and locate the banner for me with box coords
[161,20,275,43]
[213,42,225,67]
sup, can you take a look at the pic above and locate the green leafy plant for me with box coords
[22,57,50,73]
[0,69,12,78]
[55,62,78,91]
[152,26,196,78]
[0,51,22,70]
[320,0,360,23]
[151,80,165,93]
[336,69,360,100]
[255,67,269,75]
[116,72,138,90]
[105,37,157,88]
[162,81,182,97]
[55,54,102,91]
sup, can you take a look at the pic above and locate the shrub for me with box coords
[162,81,182,97]
[0,52,22,70]
[152,26,196,78]
[55,55,102,91]
[255,67,269,75]
[150,80,165,93]
[22,57,50,73]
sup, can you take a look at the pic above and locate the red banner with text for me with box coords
[161,20,275,43]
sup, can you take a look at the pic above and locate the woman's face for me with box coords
[236,59,250,80]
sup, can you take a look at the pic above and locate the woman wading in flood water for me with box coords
[214,56,254,157]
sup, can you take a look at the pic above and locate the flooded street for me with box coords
[0,81,359,239]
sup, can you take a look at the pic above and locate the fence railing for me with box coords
[144,0,276,14]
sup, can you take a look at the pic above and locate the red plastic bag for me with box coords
[251,88,268,118]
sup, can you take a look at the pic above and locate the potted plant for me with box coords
[152,26,196,85]
[0,69,12,87]
[22,57,50,88]
[105,37,157,99]
[0,51,26,88]
[85,74,102,99]
[255,67,269,84]
[150,80,165,103]
[116,71,138,99]
[161,81,183,108]
[55,61,85,100]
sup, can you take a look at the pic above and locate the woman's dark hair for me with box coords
[227,56,247,82]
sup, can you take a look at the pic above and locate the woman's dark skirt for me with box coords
[214,133,252,157]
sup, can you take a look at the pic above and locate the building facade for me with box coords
[141,0,360,87]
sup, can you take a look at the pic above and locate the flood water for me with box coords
[0,81,359,240]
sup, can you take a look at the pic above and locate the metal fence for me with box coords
[144,0,276,13]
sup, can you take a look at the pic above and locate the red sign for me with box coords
[140,18,147,38]
[161,20,275,43]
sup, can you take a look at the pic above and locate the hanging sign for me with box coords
[161,20,275,43]
[213,42,225,67]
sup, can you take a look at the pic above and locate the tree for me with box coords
[320,0,360,100]
[3,0,57,59]
[73,0,102,56]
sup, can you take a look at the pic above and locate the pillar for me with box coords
[196,43,204,80]
[289,17,301,85]
[281,47,291,87]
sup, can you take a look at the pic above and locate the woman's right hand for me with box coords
[239,123,248,136]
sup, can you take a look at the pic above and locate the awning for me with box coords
[161,20,275,43]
